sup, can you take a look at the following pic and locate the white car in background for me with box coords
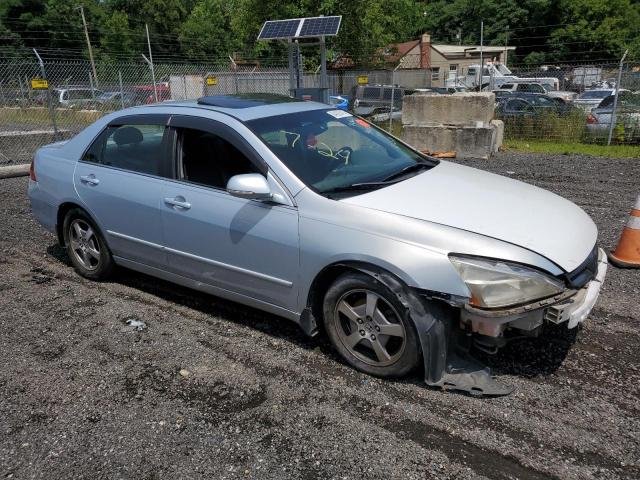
[574,89,621,112]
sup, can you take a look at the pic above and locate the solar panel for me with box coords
[258,19,301,40]
[298,16,342,38]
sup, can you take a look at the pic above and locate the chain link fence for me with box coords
[1,55,639,165]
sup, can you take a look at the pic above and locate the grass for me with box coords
[504,139,640,158]
[0,106,103,129]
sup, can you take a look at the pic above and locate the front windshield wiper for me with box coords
[382,162,431,182]
[320,180,403,196]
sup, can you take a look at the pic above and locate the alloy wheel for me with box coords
[333,289,406,367]
[68,219,101,271]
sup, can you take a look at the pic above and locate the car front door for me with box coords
[160,115,299,311]
[74,113,171,269]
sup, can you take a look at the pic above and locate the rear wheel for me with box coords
[323,272,420,377]
[63,209,114,280]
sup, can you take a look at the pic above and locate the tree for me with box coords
[179,0,238,61]
[99,10,134,59]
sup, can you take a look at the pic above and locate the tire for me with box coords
[323,272,420,378]
[62,208,114,280]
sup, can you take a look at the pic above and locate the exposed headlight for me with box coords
[449,256,564,309]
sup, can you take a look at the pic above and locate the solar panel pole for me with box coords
[288,40,296,94]
[320,36,327,89]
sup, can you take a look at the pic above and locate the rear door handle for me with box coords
[164,196,191,210]
[80,174,100,186]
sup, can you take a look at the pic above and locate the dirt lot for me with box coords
[0,152,639,480]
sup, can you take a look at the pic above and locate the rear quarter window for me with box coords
[82,124,166,176]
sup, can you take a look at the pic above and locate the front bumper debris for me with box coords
[461,248,608,338]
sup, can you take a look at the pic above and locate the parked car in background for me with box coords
[496,82,576,103]
[574,89,617,112]
[540,84,577,103]
[56,88,103,108]
[98,91,137,109]
[348,84,415,117]
[28,94,607,394]
[586,91,640,141]
[131,83,171,104]
[495,94,577,118]
[328,95,349,110]
[498,82,546,94]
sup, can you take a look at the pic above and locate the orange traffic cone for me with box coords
[608,193,640,268]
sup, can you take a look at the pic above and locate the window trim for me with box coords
[168,115,269,176]
[79,113,173,178]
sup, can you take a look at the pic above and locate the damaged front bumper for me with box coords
[461,248,609,339]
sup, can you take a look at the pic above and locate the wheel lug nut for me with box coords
[357,318,363,324]
[359,330,365,336]
[371,334,376,340]
[375,326,380,332]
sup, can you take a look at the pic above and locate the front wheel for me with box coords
[322,272,420,378]
[63,209,114,280]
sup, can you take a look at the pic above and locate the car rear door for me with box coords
[160,115,300,311]
[74,113,171,269]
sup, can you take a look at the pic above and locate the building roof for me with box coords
[384,39,420,63]
[432,44,516,56]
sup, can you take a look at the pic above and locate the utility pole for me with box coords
[77,5,98,88]
[145,23,158,102]
[478,21,484,89]
[504,25,509,67]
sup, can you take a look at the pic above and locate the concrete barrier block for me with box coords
[402,124,498,159]
[402,92,496,127]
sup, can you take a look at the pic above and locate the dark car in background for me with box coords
[348,84,415,117]
[496,94,577,118]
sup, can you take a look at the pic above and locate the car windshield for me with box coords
[528,96,555,107]
[579,90,611,100]
[247,109,435,196]
[598,93,640,109]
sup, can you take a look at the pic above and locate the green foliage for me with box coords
[505,139,640,157]
[179,0,238,61]
[502,109,587,143]
[0,0,638,64]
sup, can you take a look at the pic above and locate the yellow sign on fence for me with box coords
[206,76,218,86]
[356,75,369,85]
[31,78,49,89]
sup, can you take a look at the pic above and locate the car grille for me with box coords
[566,245,598,289]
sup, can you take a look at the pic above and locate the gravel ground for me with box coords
[0,152,639,480]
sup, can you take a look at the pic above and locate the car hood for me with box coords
[341,161,597,272]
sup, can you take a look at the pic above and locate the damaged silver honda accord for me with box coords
[28,94,607,395]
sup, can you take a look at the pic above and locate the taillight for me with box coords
[586,114,598,124]
[29,157,37,181]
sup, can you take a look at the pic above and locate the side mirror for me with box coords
[226,173,273,201]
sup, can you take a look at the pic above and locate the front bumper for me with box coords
[461,248,608,337]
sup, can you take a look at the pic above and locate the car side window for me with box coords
[363,87,381,100]
[177,127,260,190]
[82,124,166,176]
[507,99,531,112]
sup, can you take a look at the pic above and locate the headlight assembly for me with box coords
[449,256,564,309]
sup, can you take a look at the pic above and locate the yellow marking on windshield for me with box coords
[282,130,301,148]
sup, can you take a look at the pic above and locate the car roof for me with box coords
[144,93,331,121]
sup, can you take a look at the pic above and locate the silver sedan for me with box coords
[28,94,607,395]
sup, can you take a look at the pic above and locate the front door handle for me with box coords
[80,174,100,186]
[164,196,191,210]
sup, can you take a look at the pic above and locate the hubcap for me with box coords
[69,219,101,271]
[333,289,406,367]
